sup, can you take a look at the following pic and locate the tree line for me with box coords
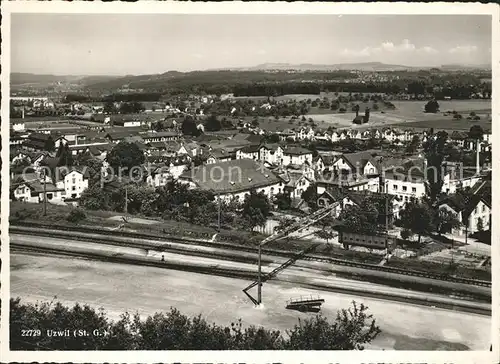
[10,298,380,350]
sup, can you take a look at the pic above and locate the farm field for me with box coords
[389,100,491,118]
[306,100,492,130]
[391,118,492,132]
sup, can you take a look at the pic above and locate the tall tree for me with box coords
[338,201,380,235]
[468,125,484,140]
[424,100,440,113]
[241,190,272,231]
[399,201,434,244]
[423,131,448,205]
[205,114,222,132]
[57,144,73,167]
[405,135,420,154]
[434,208,461,236]
[106,142,145,176]
[363,107,370,123]
[103,100,117,114]
[181,116,200,136]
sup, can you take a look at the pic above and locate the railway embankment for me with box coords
[10,224,491,311]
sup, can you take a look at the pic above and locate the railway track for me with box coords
[10,242,492,316]
[10,243,256,281]
[9,223,491,289]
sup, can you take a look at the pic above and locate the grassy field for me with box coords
[391,117,492,132]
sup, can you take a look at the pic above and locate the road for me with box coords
[10,237,491,350]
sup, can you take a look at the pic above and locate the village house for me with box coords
[141,131,180,144]
[236,145,260,161]
[11,120,26,132]
[282,147,313,166]
[12,180,65,204]
[276,129,296,142]
[312,154,338,174]
[23,132,55,152]
[296,127,315,141]
[178,159,284,203]
[331,150,380,177]
[53,166,90,200]
[259,144,284,165]
[206,149,232,164]
[146,165,171,188]
[10,132,27,147]
[11,150,35,165]
[282,169,313,200]
[438,179,491,235]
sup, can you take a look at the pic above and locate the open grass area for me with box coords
[391,117,492,132]
[387,257,491,281]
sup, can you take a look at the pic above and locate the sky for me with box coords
[11,14,492,75]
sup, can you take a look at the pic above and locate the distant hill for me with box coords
[11,73,79,85]
[244,62,421,72]
[14,61,491,94]
[11,73,121,86]
[440,64,491,71]
[210,62,426,72]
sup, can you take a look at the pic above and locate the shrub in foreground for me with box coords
[10,298,380,350]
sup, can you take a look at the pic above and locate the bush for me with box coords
[11,208,33,222]
[10,298,380,350]
[66,209,87,223]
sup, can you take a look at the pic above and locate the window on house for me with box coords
[402,186,407,192]
[412,187,417,193]
[72,186,76,191]
[393,184,398,190]
[482,205,486,212]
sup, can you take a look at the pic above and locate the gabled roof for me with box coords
[105,131,137,140]
[208,148,231,159]
[180,159,280,194]
[142,131,179,139]
[26,181,65,193]
[439,178,491,219]
[53,165,90,182]
[28,132,53,142]
[339,150,380,170]
[239,144,260,153]
[283,147,312,156]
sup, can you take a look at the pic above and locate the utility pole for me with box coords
[385,192,389,250]
[124,186,128,214]
[42,169,47,216]
[257,244,262,305]
[217,193,221,232]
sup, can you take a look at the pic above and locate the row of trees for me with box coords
[103,100,146,114]
[64,93,163,103]
[77,143,274,231]
[10,298,381,350]
[233,82,321,97]
[80,173,273,232]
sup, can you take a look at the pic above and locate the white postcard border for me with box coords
[1,2,499,363]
